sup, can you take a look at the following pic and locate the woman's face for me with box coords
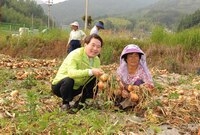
[126,53,140,67]
[71,25,78,30]
[85,38,102,58]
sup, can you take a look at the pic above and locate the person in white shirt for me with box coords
[67,21,86,54]
[90,21,104,35]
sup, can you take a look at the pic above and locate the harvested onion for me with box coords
[114,89,122,96]
[99,73,109,82]
[128,85,139,92]
[130,92,139,102]
[97,81,106,90]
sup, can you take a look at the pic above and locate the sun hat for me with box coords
[120,44,144,60]
[95,21,104,29]
[70,21,79,27]
[117,44,153,86]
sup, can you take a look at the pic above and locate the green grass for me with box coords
[151,26,200,49]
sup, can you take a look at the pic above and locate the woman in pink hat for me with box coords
[67,21,86,54]
[115,44,154,110]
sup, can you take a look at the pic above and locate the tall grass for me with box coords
[151,26,200,49]
[35,28,69,41]
[0,28,68,57]
[100,30,143,64]
[148,26,200,74]
[0,27,199,73]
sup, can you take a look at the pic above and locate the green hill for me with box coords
[0,0,48,29]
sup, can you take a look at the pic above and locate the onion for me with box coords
[10,90,19,98]
[130,92,139,102]
[128,85,134,92]
[122,90,129,98]
[97,81,106,90]
[114,89,122,96]
[99,73,109,82]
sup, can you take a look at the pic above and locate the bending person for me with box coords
[52,34,104,111]
[116,44,154,109]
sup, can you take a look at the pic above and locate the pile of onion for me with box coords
[128,84,139,102]
[127,84,139,92]
[97,73,109,90]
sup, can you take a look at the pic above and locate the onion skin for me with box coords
[128,85,134,92]
[99,74,109,82]
[130,92,139,102]
[122,90,130,98]
[114,89,122,96]
[97,81,106,90]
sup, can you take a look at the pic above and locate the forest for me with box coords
[1,0,200,32]
[0,0,48,29]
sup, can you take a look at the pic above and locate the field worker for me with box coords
[90,21,104,35]
[67,21,86,54]
[52,34,104,112]
[115,44,154,110]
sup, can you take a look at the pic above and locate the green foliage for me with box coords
[101,45,113,64]
[0,69,15,89]
[37,28,69,41]
[154,82,165,93]
[177,28,200,49]
[0,22,25,32]
[101,17,135,31]
[177,9,200,31]
[0,28,68,54]
[144,10,183,30]
[100,32,135,64]
[20,75,37,89]
[1,0,47,28]
[150,26,200,49]
[151,26,167,44]
[195,84,200,90]
[26,90,39,118]
[168,91,179,99]
[150,125,162,134]
[82,15,92,26]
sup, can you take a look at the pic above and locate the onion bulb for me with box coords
[130,92,139,102]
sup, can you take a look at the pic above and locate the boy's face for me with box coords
[85,38,102,58]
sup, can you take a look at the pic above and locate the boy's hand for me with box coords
[91,68,104,77]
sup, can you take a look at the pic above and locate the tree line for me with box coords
[0,0,199,31]
[0,0,48,29]
[177,9,200,31]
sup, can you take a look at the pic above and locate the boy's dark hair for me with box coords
[84,34,103,47]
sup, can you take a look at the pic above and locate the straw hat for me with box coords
[70,21,79,27]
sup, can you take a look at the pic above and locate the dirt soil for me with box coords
[0,53,199,134]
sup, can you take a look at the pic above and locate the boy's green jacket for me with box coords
[52,47,101,89]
